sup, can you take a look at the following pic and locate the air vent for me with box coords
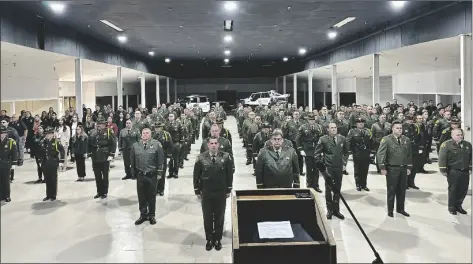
[262,65,272,67]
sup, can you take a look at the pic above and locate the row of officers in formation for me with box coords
[0,100,470,252]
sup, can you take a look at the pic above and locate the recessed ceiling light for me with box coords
[48,2,66,14]
[224,35,233,43]
[165,58,171,63]
[224,20,234,31]
[117,35,127,43]
[148,51,155,56]
[224,50,231,55]
[333,17,356,28]
[390,1,406,9]
[327,30,337,39]
[223,1,237,12]
[298,48,307,55]
[180,25,183,28]
[224,58,230,63]
[283,57,288,62]
[99,20,123,32]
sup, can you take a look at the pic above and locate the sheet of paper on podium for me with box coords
[257,221,294,239]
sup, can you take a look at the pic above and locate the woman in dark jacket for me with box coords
[71,125,88,181]
[22,111,35,153]
[115,112,126,136]
[31,125,45,184]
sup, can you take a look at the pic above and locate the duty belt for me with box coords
[387,165,407,168]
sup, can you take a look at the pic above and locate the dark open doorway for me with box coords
[340,93,356,106]
[216,90,238,108]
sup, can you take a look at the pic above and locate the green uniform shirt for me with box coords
[314,134,349,168]
[376,134,413,170]
[438,139,472,173]
[130,139,164,175]
[193,151,233,195]
[255,146,300,189]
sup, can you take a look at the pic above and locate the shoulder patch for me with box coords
[440,142,446,148]
[380,138,385,143]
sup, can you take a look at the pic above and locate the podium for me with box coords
[232,188,337,264]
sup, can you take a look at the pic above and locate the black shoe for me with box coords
[214,240,222,251]
[397,211,410,217]
[456,207,468,214]
[246,160,251,165]
[51,197,56,201]
[34,179,42,184]
[300,172,305,176]
[94,194,101,199]
[205,240,213,251]
[101,194,107,199]
[418,169,428,174]
[426,159,432,164]
[158,191,164,196]
[343,170,349,175]
[43,197,50,201]
[449,207,457,215]
[174,175,179,179]
[333,211,345,220]
[76,178,81,182]
[167,175,174,179]
[184,157,189,161]
[179,164,184,169]
[388,212,394,217]
[131,177,136,180]
[5,198,11,202]
[362,187,370,191]
[149,216,157,225]
[326,210,333,220]
[409,185,420,190]
[356,186,362,192]
[122,176,131,180]
[314,187,322,193]
[135,216,148,225]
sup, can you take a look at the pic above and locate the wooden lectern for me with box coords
[232,188,337,264]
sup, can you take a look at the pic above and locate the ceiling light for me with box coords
[224,35,233,43]
[117,35,127,43]
[283,57,288,62]
[333,17,356,28]
[298,48,307,55]
[99,20,123,32]
[224,50,231,55]
[223,2,237,12]
[180,25,183,28]
[48,2,66,14]
[327,30,337,39]
[148,51,155,56]
[224,58,230,63]
[165,58,171,63]
[224,20,234,31]
[390,1,406,9]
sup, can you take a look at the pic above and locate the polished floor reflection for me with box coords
[1,116,471,263]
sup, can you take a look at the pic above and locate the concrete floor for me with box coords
[1,116,471,263]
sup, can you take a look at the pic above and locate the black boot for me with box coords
[214,240,222,251]
[205,240,213,251]
[135,215,148,225]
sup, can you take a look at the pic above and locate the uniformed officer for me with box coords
[131,128,165,225]
[347,118,372,191]
[193,136,234,251]
[376,121,412,218]
[371,114,391,171]
[31,126,45,183]
[39,127,65,201]
[153,122,173,196]
[165,113,183,178]
[200,124,233,159]
[297,114,324,193]
[255,130,300,189]
[215,118,232,144]
[405,116,425,189]
[439,118,461,146]
[132,110,150,133]
[252,122,272,173]
[246,115,262,165]
[283,111,305,175]
[88,117,117,199]
[314,122,349,220]
[438,128,472,215]
[0,126,18,202]
[119,119,140,180]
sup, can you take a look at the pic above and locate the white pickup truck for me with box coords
[241,90,290,106]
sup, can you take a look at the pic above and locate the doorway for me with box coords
[216,90,238,108]
[340,93,356,106]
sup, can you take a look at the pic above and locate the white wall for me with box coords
[392,69,460,95]
[1,60,60,101]
[95,81,140,96]
[355,77,372,106]
[313,78,355,93]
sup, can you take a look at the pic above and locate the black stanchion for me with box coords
[318,163,384,264]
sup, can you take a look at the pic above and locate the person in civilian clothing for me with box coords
[55,118,71,171]
[71,126,88,181]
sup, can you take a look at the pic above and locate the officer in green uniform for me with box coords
[88,117,117,199]
[193,136,234,251]
[405,116,425,189]
[314,122,349,220]
[165,113,183,178]
[179,113,192,163]
[200,124,233,160]
[376,121,412,218]
[283,111,305,175]
[438,128,472,215]
[119,119,140,180]
[132,110,150,133]
[347,118,372,191]
[0,126,18,202]
[371,114,391,170]
[255,130,300,189]
[246,115,262,165]
[297,114,324,193]
[215,118,232,144]
[39,127,65,201]
[252,122,271,175]
[439,118,461,146]
[153,122,173,196]
[131,128,164,225]
[263,128,294,149]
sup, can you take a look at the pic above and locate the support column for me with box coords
[126,95,129,109]
[174,79,177,102]
[435,94,441,106]
[460,34,472,143]
[323,92,327,106]
[74,58,83,119]
[275,77,279,93]
[12,101,16,116]
[166,77,170,103]
[140,73,146,108]
[372,54,380,106]
[283,76,287,94]
[112,96,115,111]
[308,70,313,109]
[293,74,297,106]
[117,67,123,109]
[331,65,339,107]
[156,75,160,106]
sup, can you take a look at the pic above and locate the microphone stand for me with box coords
[318,166,384,264]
